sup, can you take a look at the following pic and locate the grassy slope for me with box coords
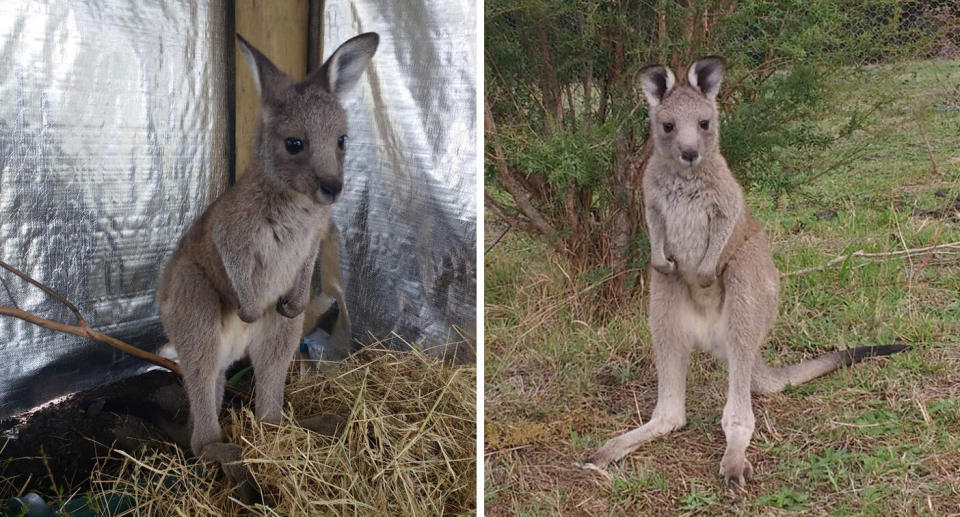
[485,59,960,516]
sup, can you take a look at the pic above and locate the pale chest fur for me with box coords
[653,172,716,274]
[215,198,330,370]
[247,202,330,309]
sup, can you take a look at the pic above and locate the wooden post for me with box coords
[234,0,310,179]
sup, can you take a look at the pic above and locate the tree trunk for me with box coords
[484,98,562,247]
[599,75,609,123]
[536,24,563,135]
[583,60,593,129]
[603,131,651,302]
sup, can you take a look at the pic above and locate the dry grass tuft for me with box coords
[90,346,476,516]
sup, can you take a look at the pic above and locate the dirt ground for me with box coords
[1,369,234,501]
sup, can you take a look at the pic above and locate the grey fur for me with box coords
[583,57,905,487]
[156,33,378,466]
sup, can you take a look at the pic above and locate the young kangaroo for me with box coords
[156,33,378,476]
[583,57,906,487]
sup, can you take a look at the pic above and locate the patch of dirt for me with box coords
[0,370,196,499]
[910,196,960,221]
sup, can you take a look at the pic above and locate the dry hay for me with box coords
[88,346,476,516]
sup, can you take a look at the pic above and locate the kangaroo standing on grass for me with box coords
[583,57,906,487]
[156,33,378,480]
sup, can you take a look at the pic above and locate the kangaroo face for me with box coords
[651,87,717,168]
[261,89,348,205]
[238,33,379,205]
[638,57,726,170]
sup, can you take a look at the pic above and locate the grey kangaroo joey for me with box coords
[156,32,378,494]
[582,56,907,488]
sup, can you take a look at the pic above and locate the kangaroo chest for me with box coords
[214,204,328,371]
[249,203,329,307]
[658,176,714,272]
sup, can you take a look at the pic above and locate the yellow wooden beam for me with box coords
[235,0,310,179]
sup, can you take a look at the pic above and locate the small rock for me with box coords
[814,209,838,221]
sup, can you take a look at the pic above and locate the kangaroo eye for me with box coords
[338,135,347,150]
[285,138,304,155]
[662,122,674,133]
[699,120,710,130]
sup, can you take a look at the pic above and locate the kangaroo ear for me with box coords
[687,56,726,101]
[313,32,379,98]
[637,64,676,107]
[237,34,294,101]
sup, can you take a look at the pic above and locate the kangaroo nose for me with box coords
[681,150,699,163]
[319,179,342,197]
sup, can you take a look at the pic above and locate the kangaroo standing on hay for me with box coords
[157,33,378,479]
[583,57,906,487]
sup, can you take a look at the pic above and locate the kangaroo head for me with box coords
[638,56,725,169]
[238,33,379,205]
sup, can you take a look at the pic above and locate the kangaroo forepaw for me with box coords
[697,270,716,287]
[276,297,305,318]
[651,258,677,276]
[238,303,260,323]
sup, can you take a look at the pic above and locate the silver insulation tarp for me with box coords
[0,1,230,416]
[0,0,476,416]
[322,1,477,358]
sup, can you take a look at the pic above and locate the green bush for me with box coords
[485,0,946,308]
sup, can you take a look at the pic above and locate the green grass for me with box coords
[484,58,960,515]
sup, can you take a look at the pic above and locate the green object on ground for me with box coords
[5,492,53,517]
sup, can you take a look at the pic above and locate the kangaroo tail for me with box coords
[752,344,908,395]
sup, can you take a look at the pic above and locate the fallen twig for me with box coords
[485,223,512,255]
[0,259,182,375]
[782,241,960,278]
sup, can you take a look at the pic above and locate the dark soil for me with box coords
[910,196,960,221]
[0,370,194,501]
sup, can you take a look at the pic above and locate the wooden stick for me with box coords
[0,260,87,326]
[485,223,512,256]
[782,241,960,278]
[0,306,182,375]
[0,259,181,375]
[0,274,20,310]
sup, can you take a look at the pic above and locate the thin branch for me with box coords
[485,224,512,256]
[484,97,564,247]
[0,275,19,310]
[0,260,87,327]
[484,49,533,134]
[0,259,181,375]
[0,306,181,374]
[782,241,960,278]
[484,192,525,230]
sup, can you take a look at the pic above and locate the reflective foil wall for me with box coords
[322,1,477,359]
[0,1,230,416]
